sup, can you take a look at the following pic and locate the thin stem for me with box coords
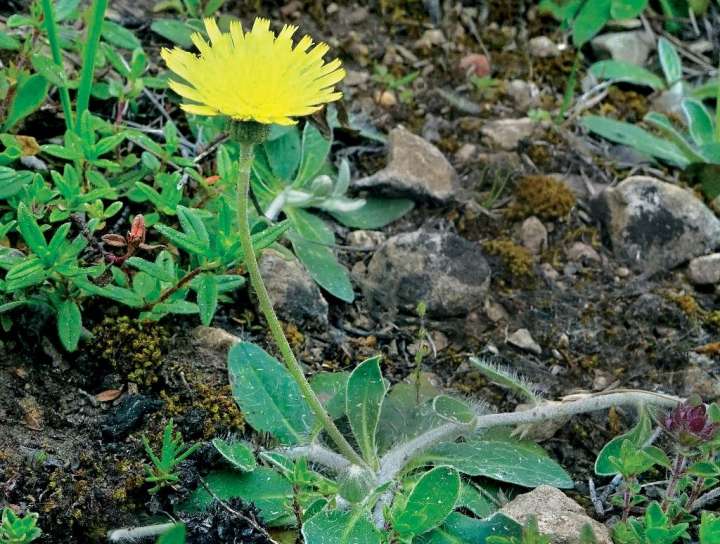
[39,0,74,132]
[621,478,633,522]
[715,59,720,141]
[75,0,108,133]
[235,141,365,468]
[556,50,581,123]
[661,453,686,512]
[141,266,206,311]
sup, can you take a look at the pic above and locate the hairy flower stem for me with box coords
[235,139,365,468]
[621,478,634,522]
[378,390,681,486]
[661,453,686,512]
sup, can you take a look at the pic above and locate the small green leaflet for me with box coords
[212,438,256,472]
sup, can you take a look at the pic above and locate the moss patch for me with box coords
[508,175,576,221]
[91,316,169,388]
[483,239,534,277]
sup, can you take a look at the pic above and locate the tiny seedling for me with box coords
[0,508,41,544]
[143,419,201,494]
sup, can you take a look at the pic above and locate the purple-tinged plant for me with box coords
[664,399,718,450]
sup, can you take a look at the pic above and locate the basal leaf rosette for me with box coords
[161,17,345,125]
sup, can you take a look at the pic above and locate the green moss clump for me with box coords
[483,239,534,277]
[91,316,169,387]
[508,175,576,221]
[706,311,720,330]
[669,293,701,318]
[162,381,244,439]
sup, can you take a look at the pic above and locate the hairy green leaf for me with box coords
[346,356,386,466]
[393,466,460,537]
[421,438,574,489]
[228,342,316,444]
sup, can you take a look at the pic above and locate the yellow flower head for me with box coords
[161,17,346,126]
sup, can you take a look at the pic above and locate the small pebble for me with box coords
[508,328,542,355]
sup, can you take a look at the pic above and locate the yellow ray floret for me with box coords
[161,17,346,125]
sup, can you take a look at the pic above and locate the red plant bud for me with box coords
[128,215,146,245]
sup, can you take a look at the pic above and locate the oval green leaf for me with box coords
[228,342,316,445]
[393,466,461,537]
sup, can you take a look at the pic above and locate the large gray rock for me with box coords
[500,486,612,544]
[591,31,655,66]
[355,126,457,202]
[364,230,490,317]
[592,176,720,273]
[259,250,329,327]
[687,253,720,285]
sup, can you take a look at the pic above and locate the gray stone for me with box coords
[528,36,560,58]
[481,118,537,151]
[259,250,329,326]
[591,31,655,66]
[500,486,612,544]
[506,79,538,112]
[508,328,542,355]
[591,176,720,273]
[347,230,386,250]
[681,365,720,400]
[355,126,458,202]
[520,216,548,255]
[364,230,490,317]
[566,242,601,263]
[687,253,720,285]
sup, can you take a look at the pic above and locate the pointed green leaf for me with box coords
[346,356,386,465]
[4,74,49,131]
[589,60,665,90]
[420,437,574,489]
[16,202,49,261]
[295,122,331,187]
[288,209,354,302]
[126,257,175,282]
[658,37,682,85]
[57,299,81,351]
[682,98,715,147]
[582,115,690,167]
[572,0,611,46]
[195,273,218,326]
[330,197,414,229]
